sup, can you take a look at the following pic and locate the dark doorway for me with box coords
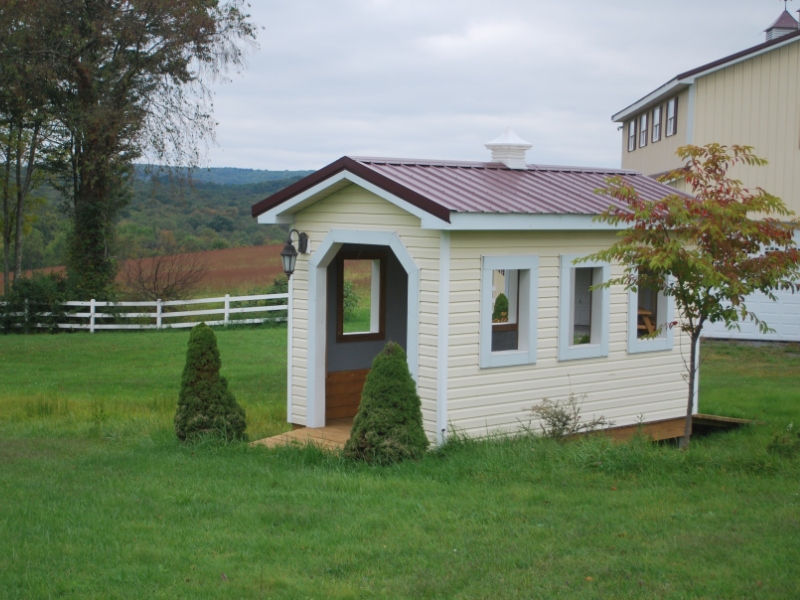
[325,244,408,421]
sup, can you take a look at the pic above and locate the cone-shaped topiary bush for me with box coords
[492,293,509,322]
[343,341,429,463]
[175,323,247,442]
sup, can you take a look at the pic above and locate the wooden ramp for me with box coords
[251,418,353,451]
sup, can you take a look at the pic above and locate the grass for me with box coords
[1,335,799,598]
[0,325,288,441]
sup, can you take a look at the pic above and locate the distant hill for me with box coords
[133,165,314,186]
[10,166,315,272]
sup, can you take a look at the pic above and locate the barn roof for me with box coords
[251,156,680,230]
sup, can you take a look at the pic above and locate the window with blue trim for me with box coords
[480,256,539,369]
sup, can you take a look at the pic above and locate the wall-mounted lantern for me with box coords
[281,229,308,279]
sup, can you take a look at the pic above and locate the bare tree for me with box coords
[121,243,209,302]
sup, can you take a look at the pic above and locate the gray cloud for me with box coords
[205,1,790,170]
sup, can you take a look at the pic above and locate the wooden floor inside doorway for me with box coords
[251,418,353,451]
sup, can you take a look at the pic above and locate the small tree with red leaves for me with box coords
[584,144,800,449]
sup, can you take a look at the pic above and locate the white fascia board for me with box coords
[612,79,689,123]
[256,170,449,228]
[440,213,624,231]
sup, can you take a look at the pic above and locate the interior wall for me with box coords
[326,243,408,373]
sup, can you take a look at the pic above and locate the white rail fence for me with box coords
[3,293,289,332]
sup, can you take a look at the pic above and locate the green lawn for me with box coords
[1,334,799,599]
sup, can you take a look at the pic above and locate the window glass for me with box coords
[627,120,636,152]
[491,269,519,352]
[572,267,594,345]
[639,113,648,147]
[337,253,385,342]
[636,282,659,339]
[666,97,678,136]
[558,256,610,362]
[652,106,662,142]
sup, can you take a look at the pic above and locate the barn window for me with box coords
[652,105,662,142]
[336,252,386,342]
[627,119,637,152]
[639,112,648,148]
[558,256,610,361]
[628,270,673,354]
[480,255,539,369]
[666,97,678,137]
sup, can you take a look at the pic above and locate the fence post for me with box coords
[156,299,162,330]
[224,294,230,326]
[89,299,96,334]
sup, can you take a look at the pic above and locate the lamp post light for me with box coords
[280,229,308,280]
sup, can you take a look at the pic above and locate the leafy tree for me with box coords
[344,342,429,464]
[0,0,51,295]
[175,322,246,442]
[584,144,800,449]
[7,0,257,298]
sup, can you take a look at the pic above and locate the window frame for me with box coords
[627,119,637,152]
[558,255,610,362]
[666,97,678,137]
[639,112,648,148]
[627,279,674,354]
[480,255,539,369]
[651,105,662,142]
[335,250,387,343]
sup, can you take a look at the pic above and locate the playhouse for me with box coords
[251,131,694,445]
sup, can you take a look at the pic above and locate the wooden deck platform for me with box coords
[251,418,353,450]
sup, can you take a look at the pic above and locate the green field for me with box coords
[1,333,799,599]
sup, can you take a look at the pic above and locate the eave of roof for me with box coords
[612,28,800,122]
[251,156,684,231]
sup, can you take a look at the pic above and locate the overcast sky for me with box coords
[203,0,794,171]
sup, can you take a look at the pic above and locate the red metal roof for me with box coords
[251,156,681,222]
[767,10,799,31]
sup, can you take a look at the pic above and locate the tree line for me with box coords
[2,171,309,274]
[0,0,257,299]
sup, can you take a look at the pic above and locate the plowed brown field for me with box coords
[1,244,286,296]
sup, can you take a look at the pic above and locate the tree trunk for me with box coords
[13,127,24,280]
[12,122,40,281]
[2,126,12,296]
[680,331,701,450]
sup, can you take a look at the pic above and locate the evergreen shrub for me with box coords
[175,323,247,441]
[492,293,509,322]
[344,341,429,464]
[1,273,71,333]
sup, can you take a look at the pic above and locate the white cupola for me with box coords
[485,128,532,170]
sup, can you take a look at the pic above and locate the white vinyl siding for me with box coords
[446,230,691,438]
[290,185,440,437]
